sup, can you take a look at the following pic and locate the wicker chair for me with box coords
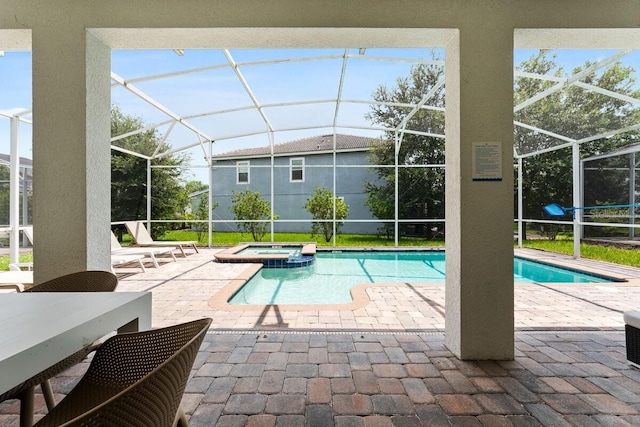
[25,270,118,293]
[0,271,118,426]
[33,318,212,427]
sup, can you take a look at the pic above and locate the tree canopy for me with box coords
[111,106,189,238]
[304,187,349,242]
[365,50,640,240]
[365,56,445,239]
[183,180,214,242]
[515,51,640,223]
[230,189,273,241]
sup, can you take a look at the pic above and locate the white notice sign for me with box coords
[472,142,502,181]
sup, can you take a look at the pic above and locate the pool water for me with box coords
[228,251,613,305]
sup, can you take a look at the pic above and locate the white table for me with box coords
[0,292,152,397]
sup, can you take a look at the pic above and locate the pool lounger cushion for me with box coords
[624,311,640,368]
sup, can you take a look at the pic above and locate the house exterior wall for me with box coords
[211,151,382,234]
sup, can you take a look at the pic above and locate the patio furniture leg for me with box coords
[41,380,56,410]
[18,386,34,427]
[173,406,189,427]
[149,254,160,268]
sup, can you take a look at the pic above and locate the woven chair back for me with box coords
[26,271,118,293]
[34,318,212,427]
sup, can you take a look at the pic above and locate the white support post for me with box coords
[572,143,581,259]
[394,132,399,247]
[146,159,152,230]
[269,132,275,243]
[630,153,636,238]
[579,158,585,243]
[9,116,19,266]
[332,132,337,247]
[444,27,514,360]
[21,166,29,247]
[32,30,111,280]
[208,142,213,247]
[517,157,523,248]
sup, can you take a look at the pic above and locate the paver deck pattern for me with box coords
[2,247,640,426]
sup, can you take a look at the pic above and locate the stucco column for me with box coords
[445,27,514,360]
[32,28,111,282]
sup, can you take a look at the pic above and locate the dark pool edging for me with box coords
[263,255,315,268]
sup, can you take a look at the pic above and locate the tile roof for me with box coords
[0,153,32,168]
[213,134,380,159]
[0,153,33,179]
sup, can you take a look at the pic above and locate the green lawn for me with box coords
[0,252,33,271]
[521,238,640,267]
[162,230,444,247]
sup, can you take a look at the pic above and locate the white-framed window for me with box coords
[290,157,304,182]
[236,161,250,184]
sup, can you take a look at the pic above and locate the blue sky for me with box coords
[1,47,638,183]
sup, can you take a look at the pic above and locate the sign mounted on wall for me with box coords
[472,142,502,181]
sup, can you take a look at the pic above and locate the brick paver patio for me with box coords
[1,247,640,426]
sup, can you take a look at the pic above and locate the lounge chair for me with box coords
[111,231,177,267]
[23,226,33,245]
[110,253,147,273]
[7,226,36,272]
[0,270,32,292]
[9,263,30,271]
[125,221,199,257]
[17,226,146,273]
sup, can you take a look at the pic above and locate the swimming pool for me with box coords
[228,251,614,305]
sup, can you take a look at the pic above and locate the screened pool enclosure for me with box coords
[1,47,639,259]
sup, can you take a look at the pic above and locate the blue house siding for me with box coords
[211,150,381,234]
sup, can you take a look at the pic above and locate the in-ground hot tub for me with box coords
[214,242,316,268]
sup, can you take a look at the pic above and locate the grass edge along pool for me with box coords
[228,250,619,306]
